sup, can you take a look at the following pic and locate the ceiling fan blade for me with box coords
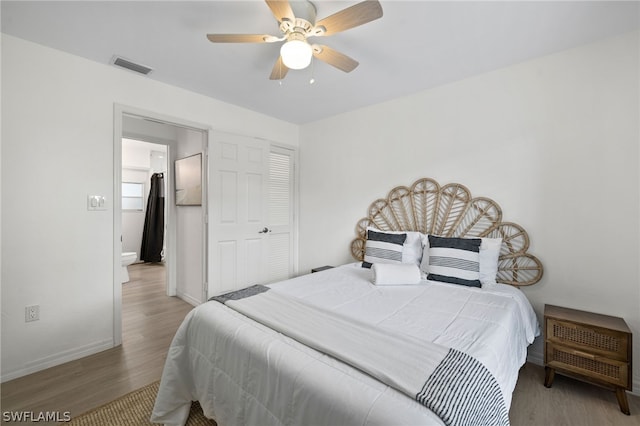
[312,45,358,73]
[270,56,290,80]
[265,0,295,23]
[207,34,277,43]
[314,0,383,36]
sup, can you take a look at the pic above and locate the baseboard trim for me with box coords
[526,347,543,366]
[177,291,201,307]
[0,338,113,383]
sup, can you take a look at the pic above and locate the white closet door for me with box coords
[209,131,269,297]
[267,147,295,282]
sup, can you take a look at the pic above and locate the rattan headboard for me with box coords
[350,177,543,286]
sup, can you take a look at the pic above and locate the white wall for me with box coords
[0,34,298,381]
[175,128,206,306]
[299,31,640,391]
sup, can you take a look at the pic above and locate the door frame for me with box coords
[269,143,299,280]
[113,104,211,345]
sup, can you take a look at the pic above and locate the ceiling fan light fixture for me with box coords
[280,39,312,70]
[206,0,384,80]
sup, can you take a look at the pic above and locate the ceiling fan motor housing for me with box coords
[289,0,317,25]
[280,0,316,36]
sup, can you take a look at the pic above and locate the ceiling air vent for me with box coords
[112,56,153,75]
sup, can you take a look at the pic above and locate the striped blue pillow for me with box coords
[427,235,482,287]
[363,230,407,268]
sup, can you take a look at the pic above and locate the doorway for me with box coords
[122,138,167,268]
[113,105,210,346]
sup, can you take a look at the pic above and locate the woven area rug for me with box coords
[64,381,216,425]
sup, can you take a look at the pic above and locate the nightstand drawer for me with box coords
[546,318,629,361]
[546,342,630,389]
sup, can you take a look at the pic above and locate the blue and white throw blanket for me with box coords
[212,285,509,426]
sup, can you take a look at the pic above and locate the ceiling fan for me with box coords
[206,0,383,80]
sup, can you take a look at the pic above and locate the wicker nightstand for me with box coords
[544,304,632,415]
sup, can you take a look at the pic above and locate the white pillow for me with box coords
[420,235,502,287]
[419,234,430,276]
[371,263,422,286]
[366,227,424,266]
[479,237,502,286]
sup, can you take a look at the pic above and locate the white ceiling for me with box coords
[2,1,638,124]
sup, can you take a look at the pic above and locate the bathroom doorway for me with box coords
[113,105,209,346]
[121,138,167,287]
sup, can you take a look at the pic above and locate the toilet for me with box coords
[121,252,137,283]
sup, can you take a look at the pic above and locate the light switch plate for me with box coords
[87,195,107,211]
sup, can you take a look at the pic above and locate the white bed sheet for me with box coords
[152,263,539,426]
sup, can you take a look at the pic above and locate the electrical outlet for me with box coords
[25,305,40,322]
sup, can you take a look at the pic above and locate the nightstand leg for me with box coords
[615,387,630,415]
[544,366,555,388]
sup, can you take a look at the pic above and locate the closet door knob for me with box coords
[258,227,271,234]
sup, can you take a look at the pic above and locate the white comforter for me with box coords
[152,263,539,426]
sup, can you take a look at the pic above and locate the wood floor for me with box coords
[0,263,194,425]
[511,363,640,425]
[1,264,639,425]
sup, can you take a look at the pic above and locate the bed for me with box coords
[151,177,543,426]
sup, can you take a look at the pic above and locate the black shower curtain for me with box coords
[140,172,165,263]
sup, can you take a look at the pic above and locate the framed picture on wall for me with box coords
[175,153,202,206]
